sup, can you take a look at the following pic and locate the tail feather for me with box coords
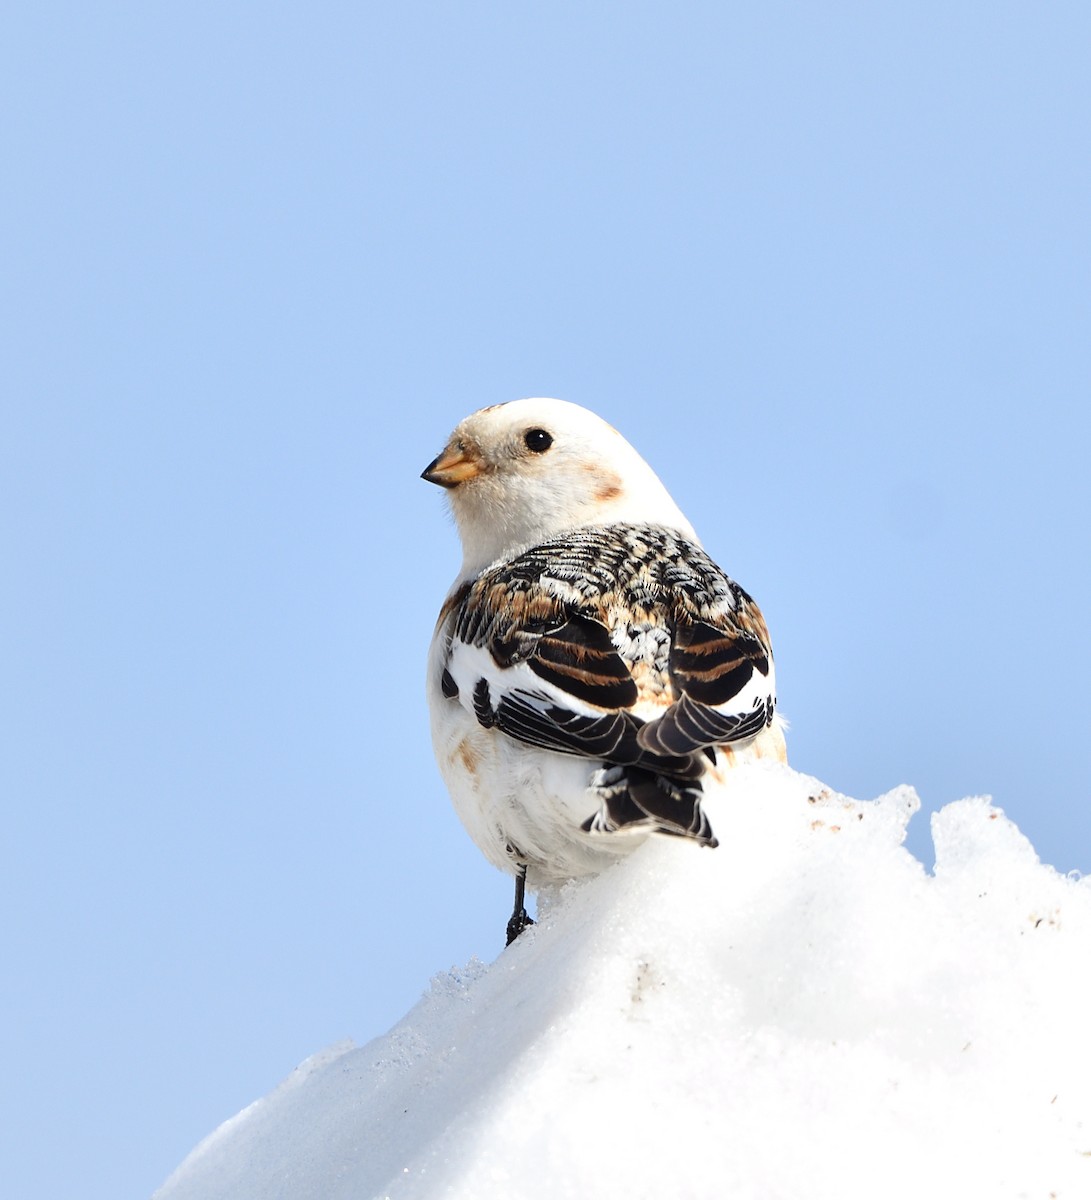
[581,765,718,847]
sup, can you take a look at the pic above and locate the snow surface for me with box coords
[155,764,1091,1200]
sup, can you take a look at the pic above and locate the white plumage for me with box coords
[422,398,786,914]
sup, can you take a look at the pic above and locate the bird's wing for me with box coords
[441,565,701,778]
[635,592,777,757]
[438,523,777,769]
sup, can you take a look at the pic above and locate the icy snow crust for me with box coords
[156,765,1091,1200]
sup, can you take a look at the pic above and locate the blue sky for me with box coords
[3,4,1089,1197]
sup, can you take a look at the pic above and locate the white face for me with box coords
[422,398,696,574]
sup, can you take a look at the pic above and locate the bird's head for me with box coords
[422,398,696,576]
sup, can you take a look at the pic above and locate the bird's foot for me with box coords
[506,906,534,945]
[505,859,535,945]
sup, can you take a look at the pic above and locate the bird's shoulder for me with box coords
[451,522,762,642]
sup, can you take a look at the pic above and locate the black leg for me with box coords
[505,862,534,945]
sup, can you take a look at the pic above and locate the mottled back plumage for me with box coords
[448,521,775,763]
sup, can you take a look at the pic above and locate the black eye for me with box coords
[524,428,553,453]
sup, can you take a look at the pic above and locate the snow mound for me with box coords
[155,765,1091,1200]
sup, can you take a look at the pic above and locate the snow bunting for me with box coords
[423,398,786,941]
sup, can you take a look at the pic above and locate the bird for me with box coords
[422,398,786,943]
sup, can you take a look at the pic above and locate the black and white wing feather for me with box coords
[437,524,777,807]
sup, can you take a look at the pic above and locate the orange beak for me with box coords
[421,443,484,489]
